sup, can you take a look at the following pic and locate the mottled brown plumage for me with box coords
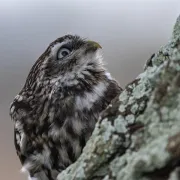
[10,35,121,180]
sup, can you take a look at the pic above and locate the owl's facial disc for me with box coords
[53,38,102,61]
[42,35,103,79]
[49,36,102,66]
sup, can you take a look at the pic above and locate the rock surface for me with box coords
[57,15,180,180]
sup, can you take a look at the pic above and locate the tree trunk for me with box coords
[57,15,180,180]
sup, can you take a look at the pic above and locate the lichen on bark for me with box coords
[57,15,180,180]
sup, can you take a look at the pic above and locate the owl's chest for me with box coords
[12,86,108,173]
[14,100,97,168]
[12,89,102,144]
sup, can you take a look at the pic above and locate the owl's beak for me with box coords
[87,41,102,49]
[86,40,102,50]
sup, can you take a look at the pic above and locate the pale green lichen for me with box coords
[101,119,115,142]
[131,82,150,99]
[119,89,129,103]
[102,175,110,180]
[130,103,139,114]
[114,115,127,133]
[119,104,126,112]
[109,135,171,180]
[172,15,180,41]
[110,28,180,179]
[169,169,180,180]
[125,114,135,124]
[75,164,86,178]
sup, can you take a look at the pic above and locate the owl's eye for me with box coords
[57,48,71,59]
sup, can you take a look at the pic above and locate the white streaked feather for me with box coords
[75,81,108,110]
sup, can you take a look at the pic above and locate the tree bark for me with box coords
[57,15,180,180]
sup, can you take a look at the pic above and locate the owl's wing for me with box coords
[14,127,27,165]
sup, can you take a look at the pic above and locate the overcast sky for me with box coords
[0,0,179,179]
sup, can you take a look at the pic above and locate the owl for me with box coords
[10,35,121,180]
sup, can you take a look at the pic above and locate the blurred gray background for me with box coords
[0,0,179,179]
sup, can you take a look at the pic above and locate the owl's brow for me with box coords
[48,35,71,47]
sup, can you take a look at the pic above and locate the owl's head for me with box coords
[44,35,102,76]
[26,35,106,92]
